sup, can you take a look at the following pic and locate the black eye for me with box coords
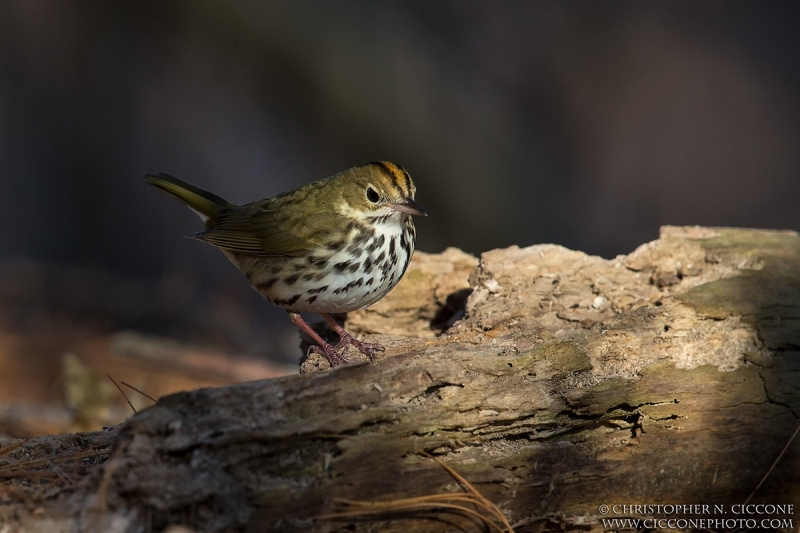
[366,187,380,203]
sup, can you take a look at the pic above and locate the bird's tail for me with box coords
[145,173,235,225]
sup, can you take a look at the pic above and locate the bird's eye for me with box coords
[366,187,380,203]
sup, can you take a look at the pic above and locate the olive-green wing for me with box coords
[193,198,337,257]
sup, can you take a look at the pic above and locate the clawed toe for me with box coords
[327,335,384,363]
[346,337,385,363]
[289,308,391,366]
[309,345,350,367]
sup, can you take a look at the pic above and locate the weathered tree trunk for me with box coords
[4,227,800,532]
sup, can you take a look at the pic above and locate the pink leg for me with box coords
[320,313,385,363]
[288,312,350,367]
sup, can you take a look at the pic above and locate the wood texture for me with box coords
[2,226,799,532]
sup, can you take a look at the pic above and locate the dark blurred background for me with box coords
[1,1,800,363]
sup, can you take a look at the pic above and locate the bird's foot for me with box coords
[334,332,385,363]
[308,343,351,367]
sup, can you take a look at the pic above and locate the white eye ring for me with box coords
[366,186,380,203]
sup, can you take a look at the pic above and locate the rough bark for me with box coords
[2,226,799,532]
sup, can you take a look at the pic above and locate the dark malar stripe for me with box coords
[365,214,392,224]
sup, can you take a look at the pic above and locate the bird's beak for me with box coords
[392,198,428,217]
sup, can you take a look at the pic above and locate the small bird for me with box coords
[145,162,427,367]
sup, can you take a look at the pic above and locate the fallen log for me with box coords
[2,227,799,532]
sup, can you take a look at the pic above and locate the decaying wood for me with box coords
[2,226,799,532]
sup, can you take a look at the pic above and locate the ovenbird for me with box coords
[145,161,426,367]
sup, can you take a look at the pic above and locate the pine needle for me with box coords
[742,420,800,507]
[107,373,136,414]
[121,381,158,403]
[0,439,27,459]
[314,450,515,532]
